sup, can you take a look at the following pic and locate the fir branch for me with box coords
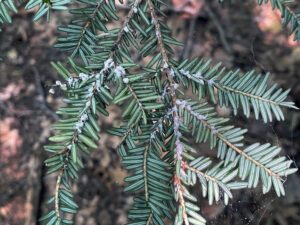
[41,60,113,223]
[120,74,147,120]
[176,99,280,178]
[74,1,104,57]
[109,0,143,59]
[214,129,279,178]
[55,0,117,65]
[147,0,170,67]
[176,59,298,122]
[221,84,279,105]
[175,98,297,199]
[146,0,178,135]
[147,1,193,224]
[178,68,280,105]
[35,1,299,224]
[183,156,247,206]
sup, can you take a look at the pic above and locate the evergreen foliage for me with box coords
[0,1,299,225]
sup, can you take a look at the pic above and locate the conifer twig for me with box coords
[178,101,281,178]
[75,1,104,54]
[109,0,142,59]
[184,163,219,183]
[55,169,64,220]
[147,1,189,224]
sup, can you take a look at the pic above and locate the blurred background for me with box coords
[0,0,299,224]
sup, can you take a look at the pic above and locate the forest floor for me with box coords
[0,1,299,225]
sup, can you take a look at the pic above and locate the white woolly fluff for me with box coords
[68,77,73,86]
[49,88,55,94]
[151,18,156,24]
[79,73,89,81]
[208,78,215,86]
[211,126,219,134]
[95,73,101,79]
[88,87,94,93]
[124,26,129,33]
[176,99,187,109]
[176,99,207,120]
[104,58,115,71]
[175,139,183,160]
[87,86,94,98]
[161,61,168,71]
[172,104,184,161]
[75,121,83,130]
[173,83,179,89]
[150,132,156,140]
[96,80,101,92]
[123,78,129,84]
[179,69,206,85]
[167,108,174,116]
[133,7,137,13]
[162,87,170,98]
[75,113,89,133]
[115,66,126,78]
[67,77,78,87]
[169,69,175,77]
[195,113,206,120]
[158,122,163,132]
[86,101,91,107]
[179,69,191,78]
[55,80,67,88]
[81,113,88,122]
[194,72,203,78]
[156,30,161,37]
